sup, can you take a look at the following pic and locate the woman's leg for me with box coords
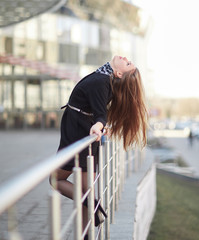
[49,169,96,236]
[50,168,73,199]
[49,169,95,199]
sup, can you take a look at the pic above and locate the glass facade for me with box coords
[0,12,139,129]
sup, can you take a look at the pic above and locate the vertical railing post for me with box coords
[23,67,27,129]
[127,149,132,177]
[105,139,110,240]
[138,149,141,169]
[115,140,119,211]
[123,147,126,181]
[111,139,115,224]
[134,148,138,172]
[99,141,104,240]
[118,141,122,201]
[7,206,23,240]
[73,166,82,240]
[140,148,145,167]
[87,145,95,240]
[120,145,125,194]
[50,172,61,240]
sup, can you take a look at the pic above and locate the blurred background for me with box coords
[0,0,150,129]
[0,0,199,135]
[1,0,199,176]
[1,1,199,239]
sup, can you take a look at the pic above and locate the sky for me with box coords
[135,0,199,98]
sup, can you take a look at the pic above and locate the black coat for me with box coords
[58,72,112,172]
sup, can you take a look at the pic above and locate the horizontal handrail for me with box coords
[0,134,98,215]
[0,131,140,240]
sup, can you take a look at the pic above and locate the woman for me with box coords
[50,56,148,238]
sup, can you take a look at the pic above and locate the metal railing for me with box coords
[0,134,137,240]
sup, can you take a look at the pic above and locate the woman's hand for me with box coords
[104,125,111,138]
[90,122,103,141]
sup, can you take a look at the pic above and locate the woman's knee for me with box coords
[50,169,72,182]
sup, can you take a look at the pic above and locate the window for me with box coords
[5,37,13,54]
[58,43,79,64]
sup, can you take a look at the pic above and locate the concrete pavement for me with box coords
[0,130,75,240]
[0,130,60,184]
[0,130,64,240]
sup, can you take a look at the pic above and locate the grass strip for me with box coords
[147,171,199,240]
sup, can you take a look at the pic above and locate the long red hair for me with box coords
[108,68,148,149]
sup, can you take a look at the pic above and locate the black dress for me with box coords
[58,72,112,172]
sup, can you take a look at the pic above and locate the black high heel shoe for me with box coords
[83,198,107,227]
[94,199,107,226]
[84,234,88,240]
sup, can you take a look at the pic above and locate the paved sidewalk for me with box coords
[0,130,60,184]
[0,130,71,240]
[109,149,154,240]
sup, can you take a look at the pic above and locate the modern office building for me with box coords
[0,1,150,129]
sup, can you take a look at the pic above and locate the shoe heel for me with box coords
[84,234,88,240]
[98,204,107,218]
[94,199,107,218]
[94,199,107,227]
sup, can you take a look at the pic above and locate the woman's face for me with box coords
[110,56,136,78]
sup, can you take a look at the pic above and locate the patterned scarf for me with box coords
[96,62,113,76]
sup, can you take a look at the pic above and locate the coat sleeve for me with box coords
[87,76,110,127]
